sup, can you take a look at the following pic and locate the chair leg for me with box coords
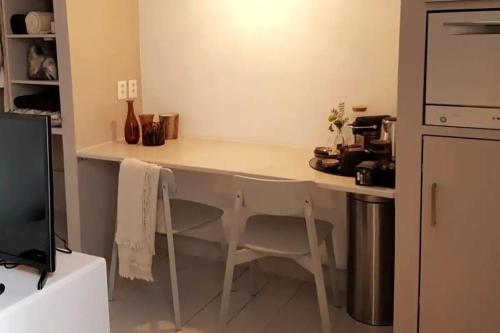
[218,247,237,332]
[249,260,259,296]
[326,234,343,308]
[220,241,228,262]
[219,191,245,332]
[166,232,182,331]
[161,185,182,331]
[311,249,332,333]
[108,241,118,301]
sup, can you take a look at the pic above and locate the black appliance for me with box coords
[311,115,396,186]
[339,115,393,178]
[355,161,377,186]
[355,159,396,189]
[340,146,392,177]
[375,160,396,189]
[349,115,390,150]
[340,147,367,177]
[0,114,55,290]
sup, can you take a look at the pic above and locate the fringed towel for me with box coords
[115,158,160,282]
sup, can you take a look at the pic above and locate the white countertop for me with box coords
[77,138,395,198]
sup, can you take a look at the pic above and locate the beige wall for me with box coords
[139,0,400,147]
[66,0,142,150]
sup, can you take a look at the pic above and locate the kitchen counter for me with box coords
[77,138,395,199]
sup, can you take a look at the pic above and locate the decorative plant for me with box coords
[328,102,349,132]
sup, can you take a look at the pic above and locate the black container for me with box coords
[375,160,396,189]
[142,122,165,147]
[10,14,28,34]
[340,147,367,177]
[355,159,396,188]
[355,161,377,186]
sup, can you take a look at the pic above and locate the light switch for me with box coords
[117,81,127,100]
[128,80,138,99]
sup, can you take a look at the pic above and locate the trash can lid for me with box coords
[347,193,395,204]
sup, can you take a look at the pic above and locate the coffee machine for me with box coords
[349,115,390,150]
[339,115,397,188]
[339,115,389,177]
[379,117,397,161]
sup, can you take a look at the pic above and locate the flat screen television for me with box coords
[0,113,55,275]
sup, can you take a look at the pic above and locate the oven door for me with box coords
[425,10,500,129]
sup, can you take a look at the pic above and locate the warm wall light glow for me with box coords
[224,0,300,30]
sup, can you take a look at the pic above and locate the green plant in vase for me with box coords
[327,102,349,154]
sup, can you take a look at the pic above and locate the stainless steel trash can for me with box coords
[347,193,395,326]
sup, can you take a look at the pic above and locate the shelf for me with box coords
[0,68,4,88]
[52,127,63,136]
[11,80,59,86]
[7,34,56,40]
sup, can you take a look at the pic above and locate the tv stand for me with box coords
[1,252,109,332]
[37,270,48,290]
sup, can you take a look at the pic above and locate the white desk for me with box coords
[76,138,394,269]
[77,138,395,199]
[0,252,110,333]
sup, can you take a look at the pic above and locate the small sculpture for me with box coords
[28,45,58,80]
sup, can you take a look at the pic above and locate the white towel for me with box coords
[115,158,160,282]
[25,11,54,35]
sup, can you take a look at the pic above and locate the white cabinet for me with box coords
[0,252,110,333]
[420,136,500,333]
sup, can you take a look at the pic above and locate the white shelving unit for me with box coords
[1,0,62,132]
[52,126,63,135]
[0,60,4,109]
[11,79,60,85]
[2,0,144,253]
[6,33,56,39]
[1,0,70,239]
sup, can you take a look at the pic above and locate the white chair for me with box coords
[218,176,341,333]
[108,168,224,332]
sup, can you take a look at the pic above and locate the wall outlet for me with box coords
[117,81,128,100]
[128,80,138,99]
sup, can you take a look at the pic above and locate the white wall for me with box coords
[139,0,400,148]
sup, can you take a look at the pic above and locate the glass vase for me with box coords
[140,114,165,147]
[328,127,346,155]
[124,100,140,144]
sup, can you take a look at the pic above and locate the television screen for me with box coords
[0,114,55,273]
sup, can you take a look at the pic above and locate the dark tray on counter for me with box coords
[309,157,344,176]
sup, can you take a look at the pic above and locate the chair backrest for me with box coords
[233,175,316,217]
[158,168,177,198]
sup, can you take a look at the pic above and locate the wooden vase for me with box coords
[159,113,179,140]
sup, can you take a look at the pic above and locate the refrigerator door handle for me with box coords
[444,21,500,35]
[431,183,438,227]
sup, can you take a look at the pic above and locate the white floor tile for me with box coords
[263,283,393,333]
[224,276,302,333]
[110,255,393,333]
[110,254,241,333]
[181,266,274,333]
